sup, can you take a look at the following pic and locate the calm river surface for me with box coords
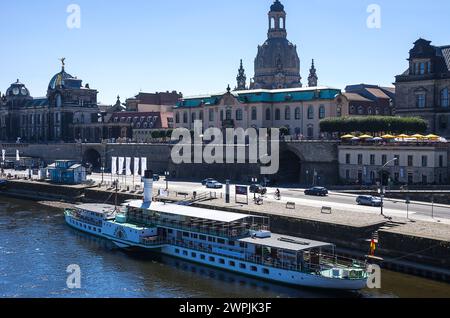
[0,196,449,298]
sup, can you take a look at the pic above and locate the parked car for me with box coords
[249,184,267,195]
[206,181,223,189]
[202,178,216,186]
[304,187,329,196]
[356,195,383,207]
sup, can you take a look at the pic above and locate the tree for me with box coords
[319,116,428,135]
[151,130,160,140]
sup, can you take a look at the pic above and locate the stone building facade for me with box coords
[395,38,450,137]
[344,84,395,116]
[339,143,449,185]
[0,60,100,143]
[174,86,348,140]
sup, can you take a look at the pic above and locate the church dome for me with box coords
[6,79,30,97]
[48,69,74,90]
[270,0,284,12]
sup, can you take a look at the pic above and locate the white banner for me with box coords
[111,157,117,175]
[125,157,132,176]
[2,149,5,162]
[134,157,140,176]
[16,150,20,161]
[141,157,147,177]
[118,157,125,175]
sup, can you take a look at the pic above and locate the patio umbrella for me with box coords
[359,134,374,139]
[397,134,410,139]
[425,134,440,140]
[372,137,383,141]
[351,137,360,141]
[412,134,425,139]
[341,134,355,139]
[382,134,395,139]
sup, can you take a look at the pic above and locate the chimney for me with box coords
[143,170,153,204]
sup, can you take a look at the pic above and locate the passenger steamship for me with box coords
[64,171,369,290]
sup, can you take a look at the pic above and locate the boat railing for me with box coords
[127,214,252,239]
[65,209,103,227]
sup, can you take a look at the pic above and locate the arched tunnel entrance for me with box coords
[83,149,102,170]
[273,150,302,185]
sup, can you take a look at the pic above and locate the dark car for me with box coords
[202,178,216,186]
[304,187,329,196]
[250,184,267,195]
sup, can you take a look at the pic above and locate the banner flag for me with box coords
[141,157,147,177]
[118,157,125,175]
[134,157,140,176]
[111,157,117,175]
[125,157,132,176]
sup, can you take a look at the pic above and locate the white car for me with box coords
[206,181,223,189]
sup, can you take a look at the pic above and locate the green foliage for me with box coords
[319,116,428,135]
[151,130,161,139]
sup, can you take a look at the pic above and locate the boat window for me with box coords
[175,249,180,254]
[239,263,246,269]
[209,256,215,262]
[183,250,188,256]
[251,266,257,272]
[192,234,198,239]
[219,259,225,264]
[192,252,197,258]
[199,235,207,241]
[183,232,189,237]
[228,241,235,246]
[200,255,206,260]
[229,261,236,267]
[262,268,270,275]
[217,238,225,244]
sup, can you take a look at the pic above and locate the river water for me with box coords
[0,196,449,298]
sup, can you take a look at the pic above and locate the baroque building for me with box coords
[0,59,100,143]
[395,38,450,137]
[248,1,303,89]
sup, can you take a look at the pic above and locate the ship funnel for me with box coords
[143,170,153,204]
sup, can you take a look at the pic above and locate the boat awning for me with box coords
[239,233,334,252]
[125,200,256,223]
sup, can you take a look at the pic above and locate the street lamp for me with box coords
[101,166,105,185]
[165,171,170,190]
[251,177,258,200]
[379,158,398,217]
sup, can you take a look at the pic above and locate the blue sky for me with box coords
[1,0,449,104]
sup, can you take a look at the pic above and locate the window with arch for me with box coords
[199,111,203,120]
[350,106,355,114]
[275,109,281,121]
[251,107,257,121]
[319,105,325,119]
[265,108,271,121]
[358,106,364,115]
[307,106,314,119]
[236,109,243,121]
[368,107,373,115]
[209,109,214,122]
[295,107,301,120]
[441,88,449,107]
[279,17,284,29]
[336,107,342,117]
[416,93,426,108]
[285,107,291,120]
[183,112,188,123]
[307,125,314,138]
[191,112,196,123]
[226,109,232,120]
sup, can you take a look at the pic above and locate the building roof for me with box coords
[126,200,255,223]
[239,233,333,252]
[176,87,342,108]
[366,88,391,99]
[343,93,372,102]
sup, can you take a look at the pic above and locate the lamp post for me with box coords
[165,171,170,191]
[251,177,258,200]
[379,158,398,217]
[101,166,105,185]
